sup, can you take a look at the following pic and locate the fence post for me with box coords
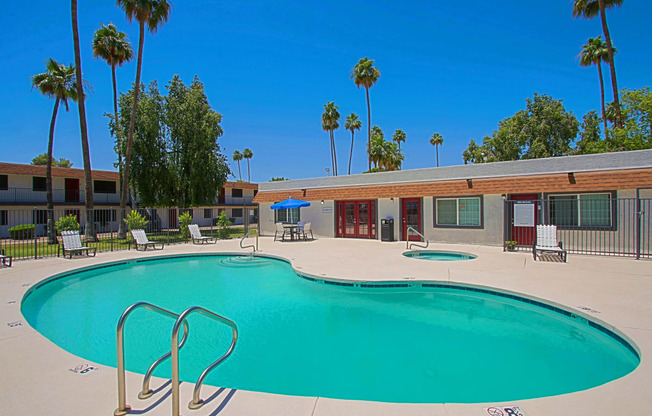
[111,207,114,252]
[167,208,170,244]
[33,207,38,259]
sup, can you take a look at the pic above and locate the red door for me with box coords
[336,201,376,239]
[510,194,539,246]
[401,198,421,241]
[169,209,178,229]
[65,178,79,203]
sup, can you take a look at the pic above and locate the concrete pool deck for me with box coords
[1,237,650,416]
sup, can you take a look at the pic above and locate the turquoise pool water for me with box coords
[403,250,477,261]
[21,254,639,403]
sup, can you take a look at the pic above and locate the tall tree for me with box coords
[116,0,171,239]
[575,111,607,154]
[233,150,243,181]
[72,0,95,241]
[393,129,406,150]
[243,148,253,182]
[344,113,361,175]
[321,102,340,176]
[32,154,74,167]
[579,36,613,140]
[368,126,385,169]
[92,22,133,193]
[573,0,624,128]
[351,57,380,171]
[31,58,78,244]
[429,133,443,167]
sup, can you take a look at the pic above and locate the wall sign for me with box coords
[322,207,332,213]
[513,201,535,227]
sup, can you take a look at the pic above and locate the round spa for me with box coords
[403,250,477,261]
[21,254,639,404]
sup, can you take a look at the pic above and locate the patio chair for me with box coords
[188,224,216,244]
[274,223,288,242]
[131,229,164,251]
[0,249,12,267]
[58,230,97,259]
[533,224,567,262]
[298,222,314,241]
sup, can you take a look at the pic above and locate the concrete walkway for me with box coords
[0,237,650,416]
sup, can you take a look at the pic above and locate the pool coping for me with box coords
[1,238,651,416]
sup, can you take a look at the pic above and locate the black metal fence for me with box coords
[504,196,650,259]
[0,206,259,261]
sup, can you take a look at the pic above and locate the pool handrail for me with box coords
[240,228,259,252]
[406,227,429,250]
[171,306,238,415]
[114,302,189,416]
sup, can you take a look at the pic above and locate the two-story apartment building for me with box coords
[0,162,258,237]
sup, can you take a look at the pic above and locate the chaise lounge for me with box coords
[188,224,216,244]
[0,249,12,267]
[58,230,97,259]
[130,229,165,251]
[533,224,567,262]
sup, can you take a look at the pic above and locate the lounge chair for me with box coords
[0,249,12,267]
[274,223,288,242]
[533,224,567,262]
[131,229,164,251]
[58,230,97,259]
[298,222,313,240]
[188,224,216,244]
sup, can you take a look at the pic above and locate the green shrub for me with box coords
[124,210,148,231]
[55,215,80,234]
[9,224,35,240]
[179,212,192,239]
[216,210,232,239]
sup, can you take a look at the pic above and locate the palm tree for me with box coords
[573,0,624,128]
[351,57,380,171]
[393,129,406,150]
[31,58,78,244]
[116,0,171,239]
[321,102,340,176]
[344,113,361,175]
[233,150,243,181]
[72,0,95,241]
[243,148,253,182]
[580,36,614,140]
[368,126,385,169]
[92,22,133,192]
[429,133,444,167]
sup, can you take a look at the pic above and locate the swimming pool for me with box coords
[21,254,639,404]
[403,250,477,261]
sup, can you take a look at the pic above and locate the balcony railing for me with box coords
[0,187,121,205]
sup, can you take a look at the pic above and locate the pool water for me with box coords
[403,250,477,261]
[21,255,639,403]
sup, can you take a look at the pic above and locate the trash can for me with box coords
[381,218,394,242]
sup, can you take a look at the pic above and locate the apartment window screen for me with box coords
[232,188,243,198]
[204,208,213,219]
[548,193,612,228]
[232,208,243,218]
[435,197,482,227]
[94,180,116,194]
[0,210,7,226]
[275,208,299,223]
[0,175,7,191]
[33,177,46,192]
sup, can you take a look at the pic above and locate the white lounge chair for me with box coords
[274,223,288,242]
[58,230,97,259]
[298,222,313,240]
[0,249,12,267]
[188,224,216,244]
[533,224,567,262]
[131,229,164,251]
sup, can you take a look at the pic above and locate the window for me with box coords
[0,210,7,226]
[93,209,116,224]
[34,210,48,225]
[434,196,482,227]
[231,188,243,198]
[94,180,116,194]
[548,192,613,228]
[33,177,46,192]
[275,208,299,223]
[204,208,213,219]
[232,208,243,218]
[0,175,7,191]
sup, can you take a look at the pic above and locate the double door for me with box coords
[337,200,376,239]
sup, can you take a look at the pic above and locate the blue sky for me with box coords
[1,1,650,183]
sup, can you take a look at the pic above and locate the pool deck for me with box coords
[1,237,651,416]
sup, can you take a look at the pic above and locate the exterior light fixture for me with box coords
[466,179,473,188]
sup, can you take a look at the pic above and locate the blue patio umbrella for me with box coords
[271,198,310,224]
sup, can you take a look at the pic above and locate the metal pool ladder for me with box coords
[240,228,259,252]
[406,226,429,250]
[114,302,238,416]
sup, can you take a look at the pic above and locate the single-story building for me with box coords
[254,149,652,257]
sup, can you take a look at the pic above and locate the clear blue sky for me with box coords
[1,1,650,183]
